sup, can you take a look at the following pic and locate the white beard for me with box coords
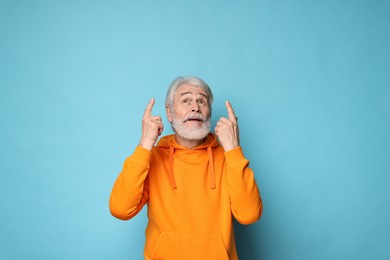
[171,115,211,141]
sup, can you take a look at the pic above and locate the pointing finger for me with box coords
[226,101,237,123]
[143,98,155,118]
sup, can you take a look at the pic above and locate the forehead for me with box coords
[175,84,208,99]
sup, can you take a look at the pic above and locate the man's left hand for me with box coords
[215,101,240,151]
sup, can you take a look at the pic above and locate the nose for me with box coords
[191,103,200,112]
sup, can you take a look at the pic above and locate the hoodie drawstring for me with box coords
[207,146,216,189]
[168,147,177,189]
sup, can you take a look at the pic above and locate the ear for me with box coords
[166,105,173,123]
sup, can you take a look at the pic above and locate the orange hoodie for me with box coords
[109,133,262,259]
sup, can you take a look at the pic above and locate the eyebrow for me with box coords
[180,92,208,99]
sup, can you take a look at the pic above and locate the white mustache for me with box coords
[183,114,207,122]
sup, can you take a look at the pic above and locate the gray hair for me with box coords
[165,76,214,109]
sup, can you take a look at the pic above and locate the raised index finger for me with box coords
[226,101,237,123]
[143,98,155,118]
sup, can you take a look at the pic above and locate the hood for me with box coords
[156,133,219,189]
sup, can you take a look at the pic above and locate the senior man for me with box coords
[109,76,262,260]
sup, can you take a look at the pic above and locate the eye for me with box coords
[183,98,191,104]
[197,99,207,105]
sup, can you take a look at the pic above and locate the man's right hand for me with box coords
[139,98,164,151]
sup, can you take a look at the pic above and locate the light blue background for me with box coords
[1,0,389,259]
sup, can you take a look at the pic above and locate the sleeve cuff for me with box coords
[224,146,245,162]
[128,145,152,166]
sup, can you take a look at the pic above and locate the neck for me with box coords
[174,134,206,149]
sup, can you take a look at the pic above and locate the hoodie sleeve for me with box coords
[224,147,263,224]
[109,146,151,220]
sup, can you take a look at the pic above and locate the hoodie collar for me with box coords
[156,133,219,189]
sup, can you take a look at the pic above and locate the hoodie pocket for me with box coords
[152,232,229,260]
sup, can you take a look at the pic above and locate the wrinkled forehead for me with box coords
[175,84,209,100]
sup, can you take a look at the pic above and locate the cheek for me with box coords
[176,109,188,118]
[203,108,211,118]
[172,104,185,115]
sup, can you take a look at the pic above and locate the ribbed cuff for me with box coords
[129,145,152,165]
[224,146,245,162]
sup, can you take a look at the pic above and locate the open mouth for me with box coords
[186,118,203,122]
